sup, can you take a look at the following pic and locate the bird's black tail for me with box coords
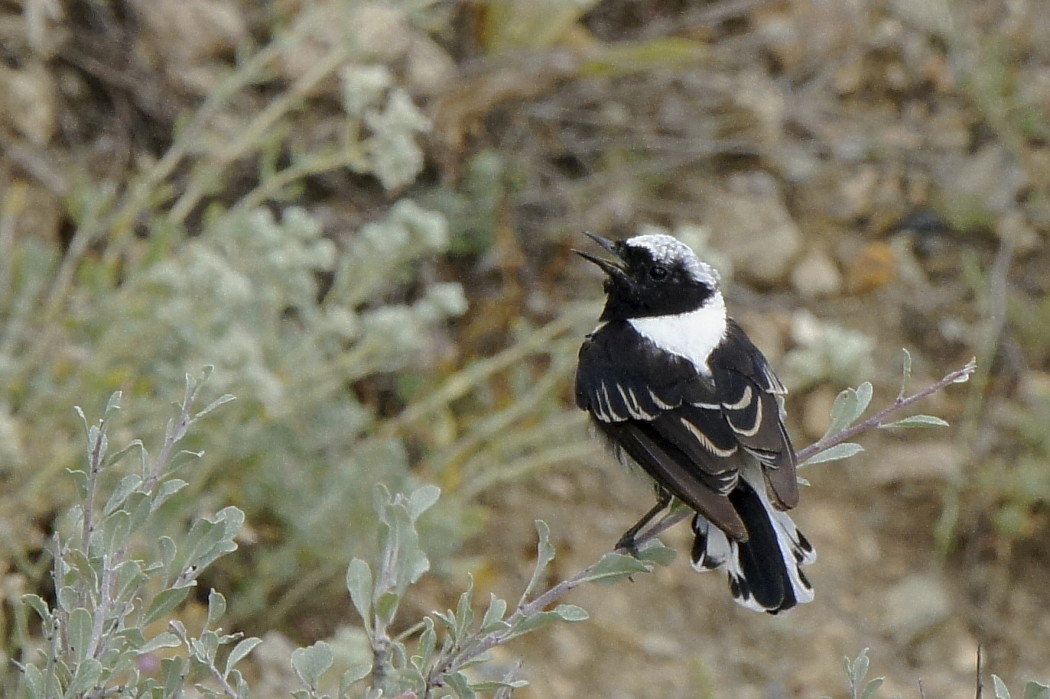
[690,475,815,614]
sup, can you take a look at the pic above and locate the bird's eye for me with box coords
[649,265,668,281]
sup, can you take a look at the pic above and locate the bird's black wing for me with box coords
[576,320,797,540]
[707,319,799,509]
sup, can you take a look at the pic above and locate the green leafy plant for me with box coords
[11,370,259,698]
[818,648,897,699]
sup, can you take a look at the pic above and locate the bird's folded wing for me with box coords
[596,419,748,541]
[709,321,799,509]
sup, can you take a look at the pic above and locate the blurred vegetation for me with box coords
[0,0,589,649]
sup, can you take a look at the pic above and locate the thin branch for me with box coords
[613,359,979,553]
[795,359,977,465]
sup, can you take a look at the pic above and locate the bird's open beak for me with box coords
[573,233,626,278]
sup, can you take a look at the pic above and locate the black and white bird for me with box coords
[574,232,815,613]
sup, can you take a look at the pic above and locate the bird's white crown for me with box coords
[624,234,721,288]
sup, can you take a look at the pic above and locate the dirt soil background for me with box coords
[3,0,1050,697]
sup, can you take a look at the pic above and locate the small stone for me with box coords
[704,172,802,286]
[844,241,896,293]
[791,249,843,299]
[131,0,247,65]
[838,166,880,220]
[882,573,952,644]
[995,210,1039,252]
[278,2,411,89]
[0,61,58,146]
[405,35,457,95]
[888,0,953,36]
[935,144,1028,224]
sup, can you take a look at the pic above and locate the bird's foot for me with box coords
[615,532,641,557]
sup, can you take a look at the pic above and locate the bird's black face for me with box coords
[576,233,717,321]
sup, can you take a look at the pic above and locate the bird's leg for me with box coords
[616,489,673,555]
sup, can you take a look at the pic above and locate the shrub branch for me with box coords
[424,358,978,687]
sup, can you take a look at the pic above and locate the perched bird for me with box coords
[574,232,815,613]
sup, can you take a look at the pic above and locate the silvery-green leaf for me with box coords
[879,415,949,429]
[22,594,50,621]
[73,406,89,438]
[480,593,508,633]
[196,629,220,662]
[453,577,475,641]
[150,479,188,512]
[105,439,145,472]
[104,390,123,419]
[1024,681,1050,699]
[580,552,650,585]
[993,675,1012,699]
[503,610,561,640]
[225,637,263,677]
[22,663,43,699]
[205,587,226,625]
[862,678,884,699]
[143,586,191,627]
[407,484,440,521]
[433,609,456,629]
[443,671,477,699]
[898,348,913,401]
[163,655,186,698]
[291,641,334,688]
[139,631,182,655]
[103,474,143,515]
[194,393,236,421]
[522,520,555,600]
[101,511,132,557]
[66,658,102,697]
[375,590,400,625]
[158,536,177,577]
[471,680,529,691]
[68,607,93,663]
[800,442,864,467]
[847,647,869,686]
[340,654,373,688]
[553,604,588,622]
[415,616,436,665]
[635,540,676,566]
[57,585,77,613]
[346,558,373,627]
[822,383,873,440]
